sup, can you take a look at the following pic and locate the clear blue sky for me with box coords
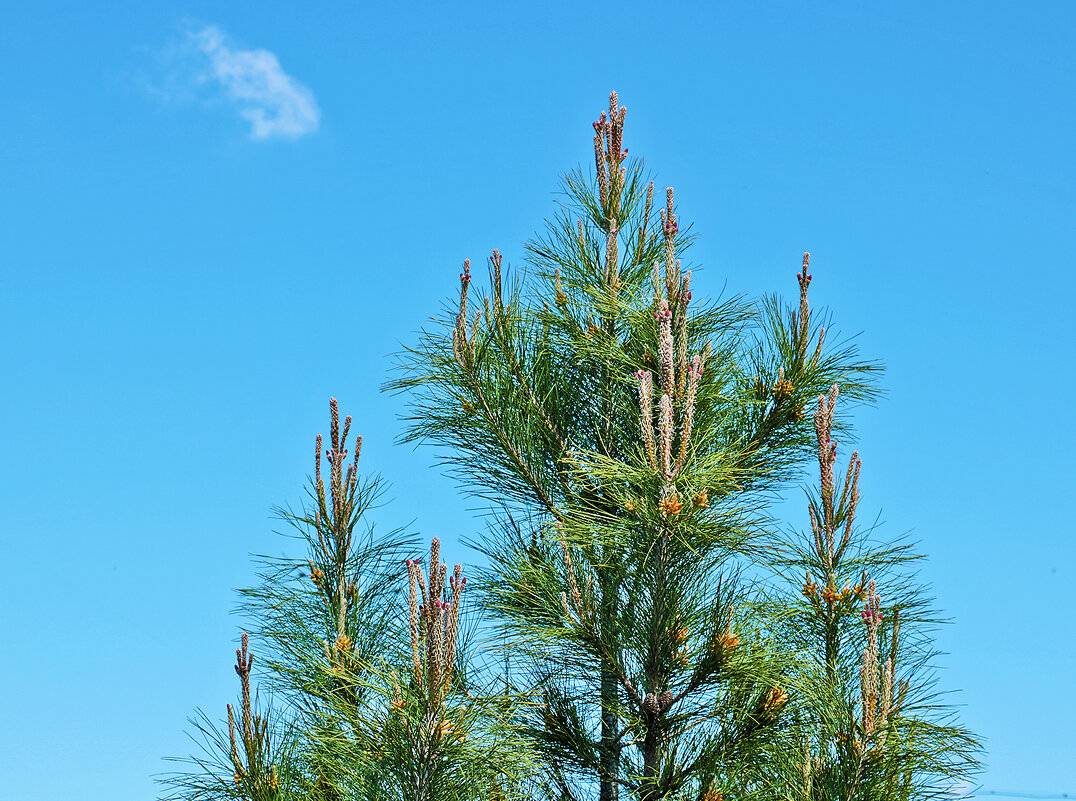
[2,1,1072,798]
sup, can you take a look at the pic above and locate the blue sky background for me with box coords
[1,1,1073,798]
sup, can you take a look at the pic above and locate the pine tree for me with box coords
[165,90,978,801]
[163,400,535,801]
[388,92,886,801]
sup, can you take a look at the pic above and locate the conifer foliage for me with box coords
[165,93,978,801]
[773,385,980,800]
[163,401,534,801]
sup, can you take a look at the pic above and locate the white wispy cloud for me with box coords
[184,24,320,140]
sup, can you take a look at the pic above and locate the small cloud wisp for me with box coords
[188,25,320,141]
